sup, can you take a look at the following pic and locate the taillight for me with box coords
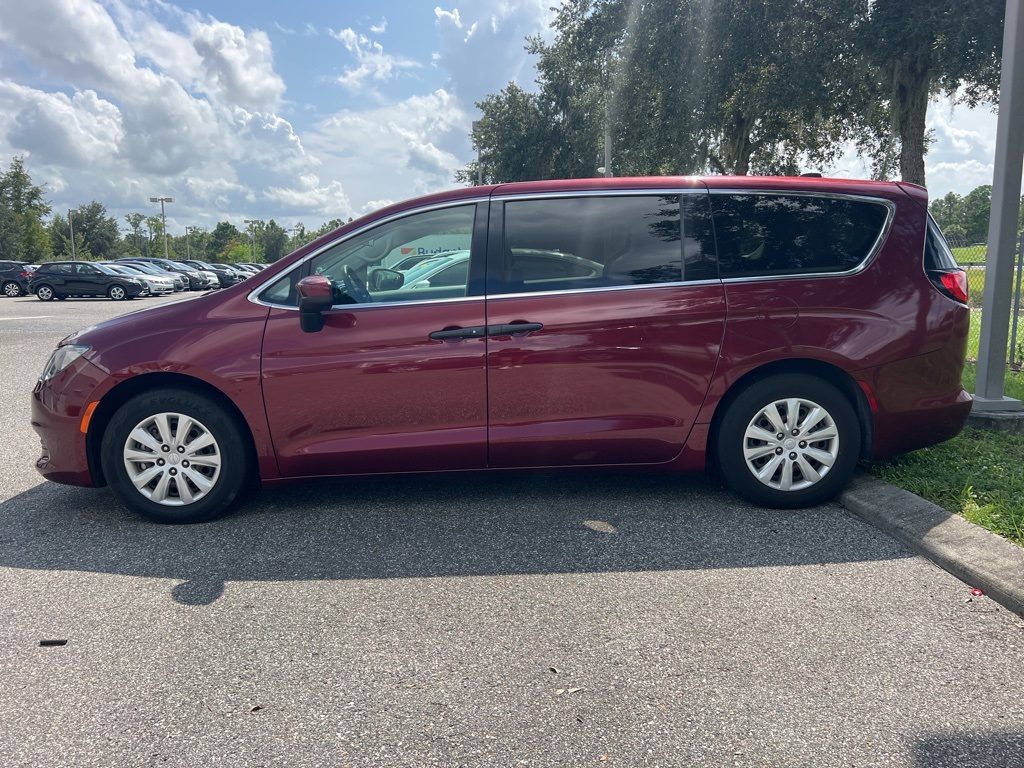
[929,269,968,304]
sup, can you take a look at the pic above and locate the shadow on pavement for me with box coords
[913,731,1024,767]
[0,471,912,605]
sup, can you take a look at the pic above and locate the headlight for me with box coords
[40,344,91,382]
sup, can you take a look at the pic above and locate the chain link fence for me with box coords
[950,236,1024,370]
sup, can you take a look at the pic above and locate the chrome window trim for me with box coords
[491,187,707,203]
[256,278,720,312]
[250,186,897,307]
[488,278,722,301]
[258,294,486,312]
[247,197,488,309]
[708,189,896,283]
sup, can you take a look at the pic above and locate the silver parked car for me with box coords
[100,263,175,295]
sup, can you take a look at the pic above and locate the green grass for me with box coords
[952,244,988,263]
[865,363,1024,547]
[964,308,1024,364]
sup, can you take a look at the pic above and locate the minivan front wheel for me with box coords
[716,374,860,509]
[101,389,250,523]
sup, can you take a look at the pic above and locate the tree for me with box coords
[123,213,147,256]
[461,0,865,182]
[49,202,121,260]
[220,241,264,263]
[455,84,562,184]
[48,213,93,260]
[0,206,21,262]
[208,222,242,260]
[859,0,1003,186]
[259,220,289,263]
[0,156,52,262]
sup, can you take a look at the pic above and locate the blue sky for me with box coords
[0,0,1003,237]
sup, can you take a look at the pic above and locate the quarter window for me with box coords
[712,194,889,278]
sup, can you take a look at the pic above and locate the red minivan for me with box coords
[31,177,972,523]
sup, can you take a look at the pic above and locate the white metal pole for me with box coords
[974,0,1024,412]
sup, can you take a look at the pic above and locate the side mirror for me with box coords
[371,268,404,292]
[297,275,334,333]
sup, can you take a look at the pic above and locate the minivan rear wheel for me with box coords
[716,374,860,508]
[101,388,250,523]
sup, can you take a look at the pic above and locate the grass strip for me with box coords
[865,364,1024,547]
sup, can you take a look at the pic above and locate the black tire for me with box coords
[715,374,860,509]
[100,388,251,524]
[2,281,22,298]
[108,284,128,301]
[35,284,56,301]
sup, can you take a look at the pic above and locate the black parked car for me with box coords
[0,260,33,297]
[29,261,148,301]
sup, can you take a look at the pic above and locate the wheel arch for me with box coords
[86,372,260,488]
[707,358,874,469]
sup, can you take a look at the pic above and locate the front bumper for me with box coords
[30,356,110,487]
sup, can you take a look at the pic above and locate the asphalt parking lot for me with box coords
[1,292,1023,767]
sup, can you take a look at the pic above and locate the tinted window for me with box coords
[712,194,889,278]
[499,195,716,294]
[924,216,959,271]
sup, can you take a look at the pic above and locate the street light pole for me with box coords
[471,120,482,185]
[150,197,174,259]
[243,219,256,262]
[68,208,77,261]
[185,226,195,260]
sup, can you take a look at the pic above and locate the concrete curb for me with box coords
[966,410,1024,436]
[840,472,1024,618]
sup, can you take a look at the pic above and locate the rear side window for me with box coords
[712,194,889,279]
[924,215,959,271]
[499,194,716,294]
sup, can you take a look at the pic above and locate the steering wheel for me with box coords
[342,265,372,303]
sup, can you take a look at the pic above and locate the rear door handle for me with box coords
[488,322,543,337]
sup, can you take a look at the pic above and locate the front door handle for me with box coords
[429,325,487,341]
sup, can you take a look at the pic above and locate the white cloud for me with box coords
[433,1,557,104]
[330,27,421,93]
[309,88,467,209]
[190,20,285,110]
[0,0,349,228]
[0,83,122,167]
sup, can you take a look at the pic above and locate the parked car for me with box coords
[179,260,246,287]
[29,261,148,301]
[119,257,217,290]
[99,263,175,295]
[0,260,33,297]
[117,261,187,291]
[31,176,971,524]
